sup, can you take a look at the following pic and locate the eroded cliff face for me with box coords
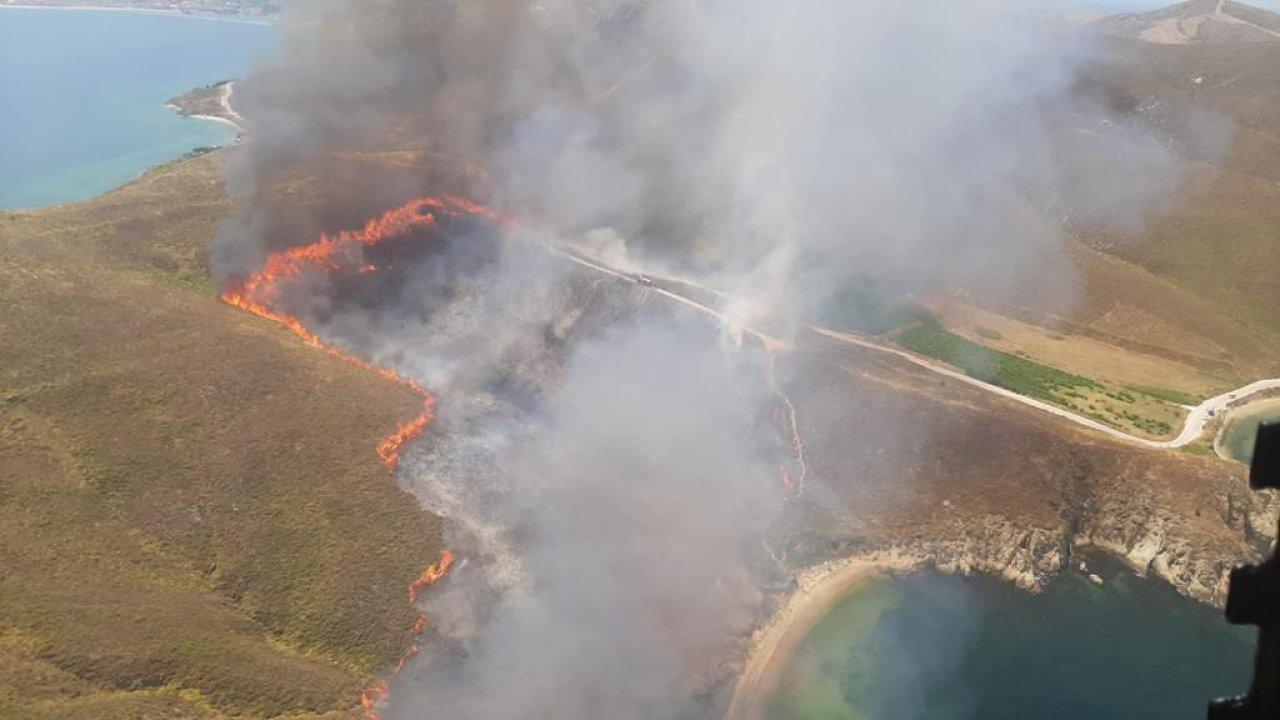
[1076,485,1277,604]
[867,520,1070,592]
[719,362,1280,717]
[724,490,1278,720]
[793,484,1276,609]
[773,338,1278,609]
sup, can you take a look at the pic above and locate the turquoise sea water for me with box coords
[770,561,1255,720]
[0,8,276,209]
[1222,399,1280,465]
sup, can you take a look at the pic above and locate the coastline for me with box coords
[1215,396,1280,463]
[168,81,246,133]
[726,558,887,720]
[185,113,241,130]
[2,9,262,211]
[0,4,276,25]
[729,553,1259,720]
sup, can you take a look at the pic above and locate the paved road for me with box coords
[539,238,1280,450]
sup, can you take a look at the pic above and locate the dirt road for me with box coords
[541,239,1280,451]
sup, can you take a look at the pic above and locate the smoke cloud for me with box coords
[213,0,1223,717]
[398,320,782,719]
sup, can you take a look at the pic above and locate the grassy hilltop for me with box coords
[851,32,1280,443]
[0,154,441,719]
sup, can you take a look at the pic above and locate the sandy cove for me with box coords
[725,557,902,720]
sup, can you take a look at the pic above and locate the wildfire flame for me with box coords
[223,194,807,717]
[358,550,456,718]
[357,550,460,716]
[409,549,456,605]
[361,681,391,715]
[221,195,496,470]
[220,197,491,718]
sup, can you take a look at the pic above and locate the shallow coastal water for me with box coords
[769,561,1254,720]
[0,8,276,209]
[1221,398,1280,465]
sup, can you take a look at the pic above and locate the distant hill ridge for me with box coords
[1098,0,1280,44]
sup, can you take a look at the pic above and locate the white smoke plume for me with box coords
[212,1,1226,717]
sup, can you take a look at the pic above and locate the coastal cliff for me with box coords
[798,481,1276,610]
[1076,484,1277,604]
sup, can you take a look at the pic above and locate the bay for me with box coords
[0,7,276,208]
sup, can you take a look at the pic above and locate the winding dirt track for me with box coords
[538,238,1280,450]
[219,82,247,130]
[809,326,1280,449]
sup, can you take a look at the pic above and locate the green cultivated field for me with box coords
[896,322,1183,439]
[897,323,1103,403]
[1124,385,1202,407]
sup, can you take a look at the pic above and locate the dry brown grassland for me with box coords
[0,153,443,719]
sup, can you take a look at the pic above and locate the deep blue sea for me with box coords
[770,559,1255,720]
[0,8,276,209]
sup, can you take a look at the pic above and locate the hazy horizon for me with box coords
[1067,0,1280,11]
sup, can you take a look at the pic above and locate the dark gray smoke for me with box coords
[213,1,1225,717]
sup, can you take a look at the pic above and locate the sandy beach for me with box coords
[186,113,240,130]
[168,81,246,133]
[725,558,887,720]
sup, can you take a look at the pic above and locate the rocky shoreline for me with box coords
[726,491,1277,718]
[839,485,1275,608]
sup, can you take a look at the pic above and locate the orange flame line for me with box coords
[409,549,456,605]
[221,196,493,469]
[221,197,485,719]
[358,550,456,718]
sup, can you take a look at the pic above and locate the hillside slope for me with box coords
[1098,0,1280,44]
[1073,33,1280,351]
[0,155,442,719]
[869,12,1280,411]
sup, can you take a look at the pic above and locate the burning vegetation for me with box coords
[205,0,1238,716]
[361,548,459,719]
[221,195,502,470]
[221,198,494,717]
